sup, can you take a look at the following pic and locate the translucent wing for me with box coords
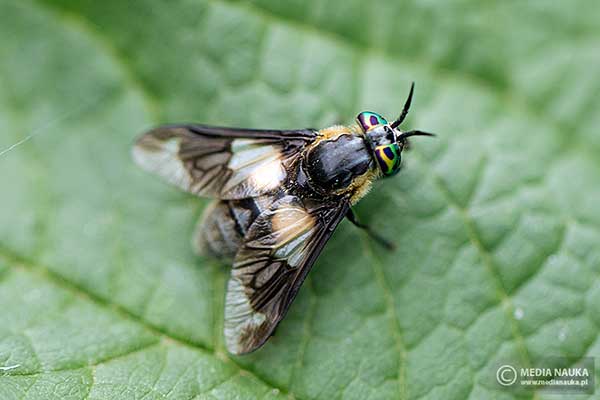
[224,195,350,354]
[132,124,316,200]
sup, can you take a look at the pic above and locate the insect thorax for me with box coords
[302,132,374,194]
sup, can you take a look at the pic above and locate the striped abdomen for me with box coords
[195,195,278,261]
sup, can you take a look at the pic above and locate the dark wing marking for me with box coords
[224,195,350,354]
[132,124,316,200]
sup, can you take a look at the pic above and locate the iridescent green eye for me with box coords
[374,143,401,176]
[357,111,388,132]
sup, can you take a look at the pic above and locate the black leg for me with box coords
[346,209,396,251]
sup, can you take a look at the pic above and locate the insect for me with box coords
[132,82,434,354]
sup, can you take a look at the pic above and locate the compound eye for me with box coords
[374,143,402,177]
[356,111,388,133]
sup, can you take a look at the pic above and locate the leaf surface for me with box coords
[1,1,599,399]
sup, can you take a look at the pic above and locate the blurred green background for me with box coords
[1,1,600,399]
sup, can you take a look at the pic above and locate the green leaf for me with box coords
[1,0,599,399]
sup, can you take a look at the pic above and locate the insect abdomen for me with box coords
[304,133,372,192]
[195,196,276,261]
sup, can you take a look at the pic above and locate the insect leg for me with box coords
[346,209,396,251]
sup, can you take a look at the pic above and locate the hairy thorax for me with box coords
[301,125,379,204]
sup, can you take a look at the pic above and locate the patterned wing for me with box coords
[132,124,316,200]
[224,195,350,354]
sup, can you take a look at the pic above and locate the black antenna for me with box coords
[390,82,415,129]
[397,130,436,140]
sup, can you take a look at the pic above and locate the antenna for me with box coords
[397,130,436,140]
[390,82,415,129]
